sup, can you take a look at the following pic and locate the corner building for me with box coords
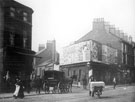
[60,18,135,85]
[0,0,35,92]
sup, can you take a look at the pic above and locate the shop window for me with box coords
[79,69,81,79]
[73,70,76,75]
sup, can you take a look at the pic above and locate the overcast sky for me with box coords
[15,0,135,52]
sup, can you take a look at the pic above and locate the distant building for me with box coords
[0,0,35,92]
[60,18,135,85]
[33,40,59,78]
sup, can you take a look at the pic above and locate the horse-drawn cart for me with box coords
[43,70,72,94]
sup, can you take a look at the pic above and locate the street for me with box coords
[0,85,135,102]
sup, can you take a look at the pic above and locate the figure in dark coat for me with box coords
[35,76,42,94]
[82,76,87,89]
[13,78,24,99]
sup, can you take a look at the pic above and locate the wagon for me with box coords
[89,81,105,97]
[43,70,72,94]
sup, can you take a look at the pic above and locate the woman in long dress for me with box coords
[13,78,24,99]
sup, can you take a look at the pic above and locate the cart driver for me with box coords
[89,76,95,96]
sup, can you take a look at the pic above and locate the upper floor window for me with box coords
[9,33,15,46]
[134,49,135,66]
[23,12,28,22]
[121,43,124,52]
[10,7,15,12]
[10,7,15,17]
[23,31,27,48]
[23,38,27,48]
[125,44,127,53]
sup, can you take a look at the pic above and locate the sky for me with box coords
[15,0,135,52]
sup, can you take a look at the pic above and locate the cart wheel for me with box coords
[97,90,101,98]
[97,93,100,98]
[89,91,91,96]
[92,91,94,97]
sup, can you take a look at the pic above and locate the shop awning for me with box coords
[15,51,41,58]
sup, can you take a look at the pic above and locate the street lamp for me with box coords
[87,61,92,78]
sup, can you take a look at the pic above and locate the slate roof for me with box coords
[75,28,122,50]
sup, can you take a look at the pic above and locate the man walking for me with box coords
[113,77,116,89]
[36,76,42,94]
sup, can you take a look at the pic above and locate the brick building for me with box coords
[0,0,35,92]
[60,18,135,85]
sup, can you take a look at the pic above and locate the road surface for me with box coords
[0,85,135,102]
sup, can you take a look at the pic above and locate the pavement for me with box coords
[0,83,134,99]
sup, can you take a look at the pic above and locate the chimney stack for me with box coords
[38,44,45,51]
[93,18,105,30]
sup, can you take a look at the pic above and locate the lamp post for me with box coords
[87,61,92,78]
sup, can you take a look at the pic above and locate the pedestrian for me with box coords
[35,76,42,94]
[26,77,31,94]
[89,76,94,96]
[77,78,81,88]
[113,77,116,89]
[13,78,24,99]
[82,76,87,89]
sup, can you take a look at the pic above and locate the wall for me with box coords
[0,2,4,92]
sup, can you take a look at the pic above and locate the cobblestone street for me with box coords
[0,85,135,102]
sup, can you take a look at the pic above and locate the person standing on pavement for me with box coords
[113,77,116,89]
[13,78,24,99]
[89,76,95,96]
[82,76,87,89]
[77,78,81,88]
[35,76,42,94]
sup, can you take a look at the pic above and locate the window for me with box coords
[79,69,81,79]
[10,7,15,17]
[121,43,124,52]
[125,54,127,64]
[9,33,15,46]
[125,44,127,53]
[23,38,27,48]
[134,50,135,66]
[23,31,27,48]
[73,70,76,75]
[10,7,15,11]
[23,12,28,22]
[10,12,15,17]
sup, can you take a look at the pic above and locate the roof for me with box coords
[75,29,122,50]
[35,48,52,66]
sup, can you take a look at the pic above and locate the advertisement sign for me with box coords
[102,45,117,64]
[60,40,91,65]
[90,41,102,62]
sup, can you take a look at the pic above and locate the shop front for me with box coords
[2,46,35,92]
